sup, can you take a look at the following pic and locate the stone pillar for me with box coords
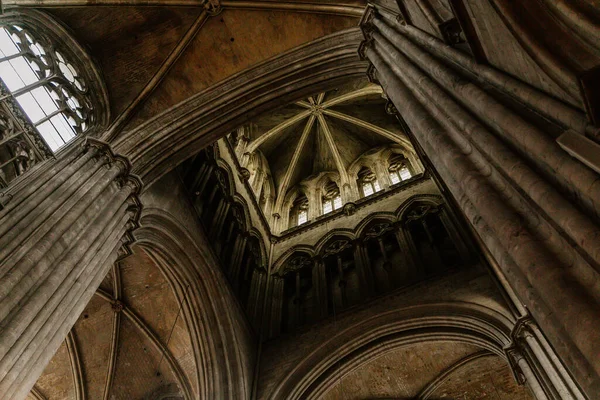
[268,276,284,339]
[353,240,374,297]
[209,197,231,240]
[312,258,328,319]
[247,268,267,329]
[0,139,141,399]
[228,234,248,281]
[360,6,600,396]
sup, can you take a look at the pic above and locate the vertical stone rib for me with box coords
[0,149,102,251]
[0,139,141,400]
[363,37,600,395]
[0,165,123,319]
[371,17,600,221]
[6,214,131,400]
[368,25,600,273]
[0,146,98,231]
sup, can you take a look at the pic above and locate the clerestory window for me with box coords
[290,194,309,228]
[0,24,92,151]
[322,181,342,215]
[358,166,381,197]
[0,11,107,188]
[388,154,412,184]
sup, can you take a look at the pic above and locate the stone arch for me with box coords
[353,212,398,238]
[248,227,268,269]
[112,28,367,188]
[272,246,317,275]
[395,194,444,221]
[214,159,236,198]
[314,231,356,256]
[269,302,515,400]
[134,208,254,400]
[0,9,110,135]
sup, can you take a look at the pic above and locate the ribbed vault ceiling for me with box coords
[243,79,411,202]
[28,247,195,400]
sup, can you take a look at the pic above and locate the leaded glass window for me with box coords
[0,24,92,151]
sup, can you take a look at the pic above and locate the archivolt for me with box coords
[134,208,255,400]
[111,28,367,189]
[269,302,515,400]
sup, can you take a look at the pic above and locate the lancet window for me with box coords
[358,166,381,197]
[290,194,309,228]
[0,24,93,151]
[0,11,106,188]
[388,153,412,184]
[322,181,342,215]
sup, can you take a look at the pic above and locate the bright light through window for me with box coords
[363,183,374,197]
[297,210,308,225]
[390,172,401,185]
[399,166,412,181]
[323,201,333,214]
[333,195,342,210]
[0,25,89,152]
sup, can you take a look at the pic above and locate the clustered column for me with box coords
[0,139,141,400]
[358,5,600,397]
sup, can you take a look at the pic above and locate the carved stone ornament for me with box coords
[203,0,223,16]
[323,239,351,257]
[215,169,229,192]
[111,300,124,313]
[240,167,251,181]
[405,204,439,222]
[343,202,356,216]
[385,100,399,116]
[284,255,313,274]
[364,222,393,239]
[366,64,379,84]
[440,18,466,45]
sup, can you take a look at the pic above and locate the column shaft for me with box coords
[0,140,141,399]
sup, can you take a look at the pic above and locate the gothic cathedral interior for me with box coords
[0,1,599,399]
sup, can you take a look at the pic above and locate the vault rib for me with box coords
[102,11,210,142]
[103,264,122,400]
[65,331,86,400]
[247,110,311,153]
[30,386,47,400]
[93,288,194,400]
[274,114,316,210]
[316,113,349,184]
[416,350,495,400]
[122,306,194,400]
[320,86,383,108]
[4,1,364,17]
[322,108,413,149]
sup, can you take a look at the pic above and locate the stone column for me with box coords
[268,276,284,338]
[209,197,231,240]
[0,139,141,400]
[247,268,267,329]
[360,6,600,396]
[353,240,374,297]
[312,258,328,319]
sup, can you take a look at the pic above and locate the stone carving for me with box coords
[284,254,313,274]
[364,222,393,239]
[323,239,351,257]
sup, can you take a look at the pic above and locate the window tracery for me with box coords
[290,194,309,228]
[388,153,412,184]
[322,181,342,215]
[358,166,381,197]
[0,10,107,187]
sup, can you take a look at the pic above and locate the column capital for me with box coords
[503,345,527,385]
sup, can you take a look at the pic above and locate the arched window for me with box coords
[357,166,381,197]
[290,194,309,228]
[0,11,106,187]
[388,153,412,184]
[322,181,342,215]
